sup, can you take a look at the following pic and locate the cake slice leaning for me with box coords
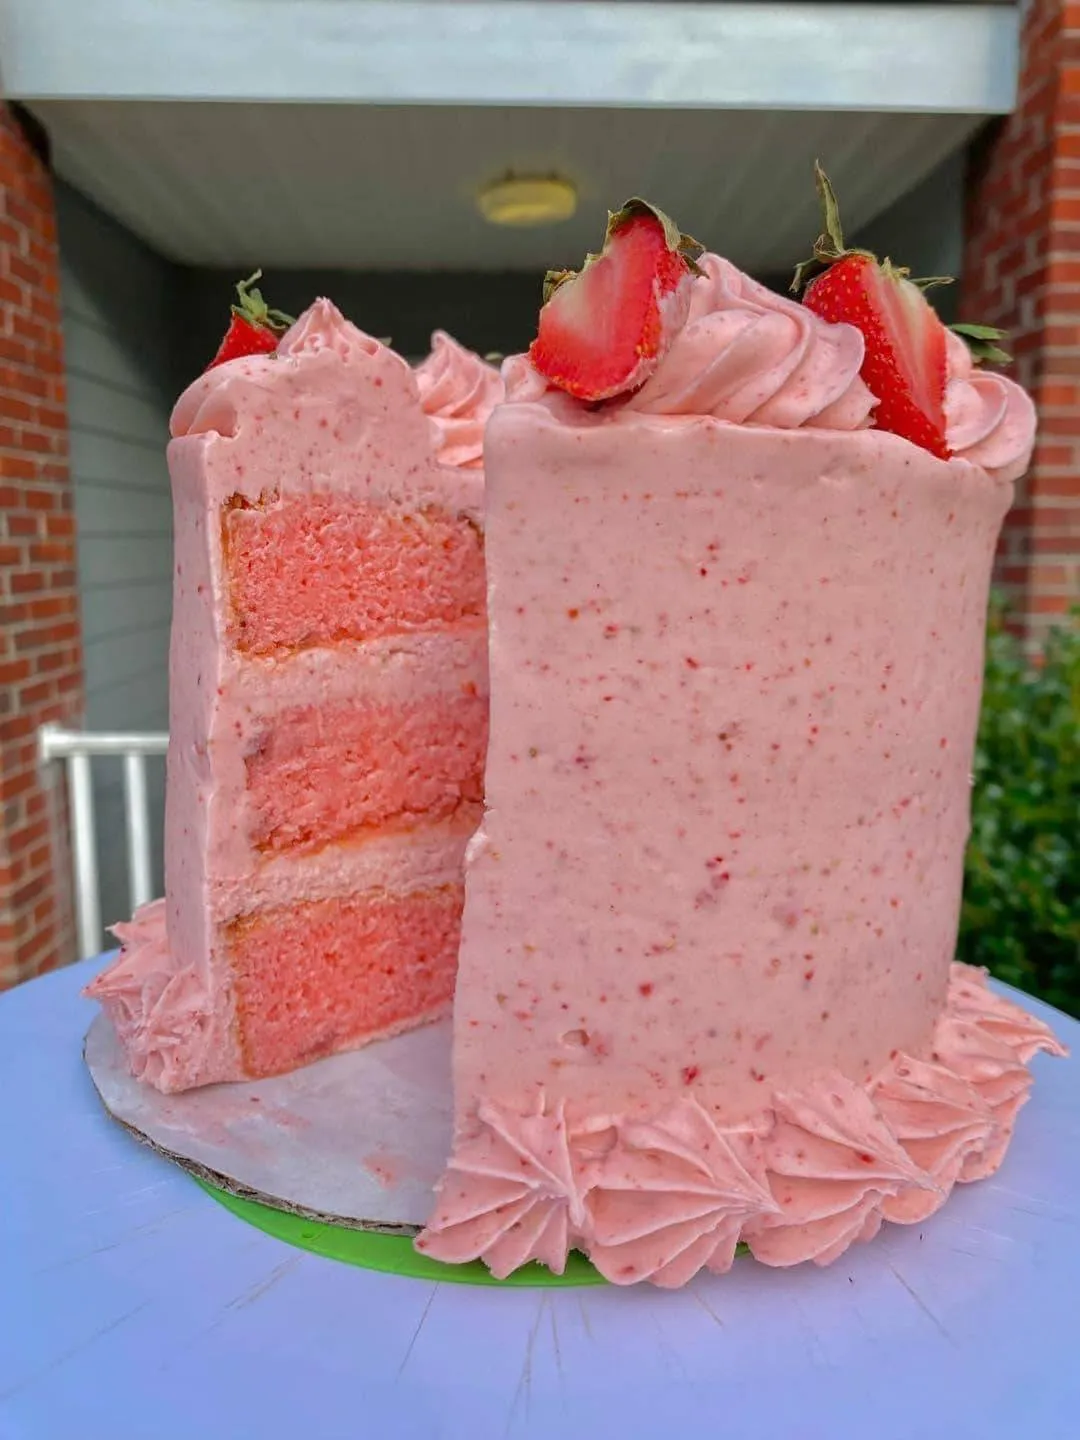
[417,201,1064,1286]
[87,305,502,1092]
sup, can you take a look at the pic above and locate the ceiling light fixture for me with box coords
[477,174,578,228]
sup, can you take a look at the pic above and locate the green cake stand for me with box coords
[195,1177,606,1287]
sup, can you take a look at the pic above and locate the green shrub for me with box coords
[958,598,1080,1015]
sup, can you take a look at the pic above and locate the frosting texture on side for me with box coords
[417,965,1065,1284]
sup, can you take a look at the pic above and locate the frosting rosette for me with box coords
[416,1098,586,1278]
[170,300,402,440]
[623,254,877,428]
[582,1100,778,1288]
[276,297,384,365]
[504,252,1038,486]
[745,1077,936,1266]
[415,331,504,468]
[84,901,216,1093]
[927,963,1064,1180]
[506,253,876,430]
[870,1056,994,1223]
[945,329,1037,484]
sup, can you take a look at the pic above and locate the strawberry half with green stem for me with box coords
[529,199,704,402]
[791,163,953,460]
[206,270,295,371]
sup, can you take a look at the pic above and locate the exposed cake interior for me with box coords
[228,886,464,1076]
[245,690,487,854]
[224,494,486,654]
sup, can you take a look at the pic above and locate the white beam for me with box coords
[0,1,1019,114]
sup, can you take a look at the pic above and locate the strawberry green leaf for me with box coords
[791,161,872,293]
[952,322,1008,340]
[815,160,846,256]
[232,269,295,335]
[950,322,1012,366]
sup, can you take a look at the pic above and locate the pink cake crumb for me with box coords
[223,494,485,654]
[229,885,463,1078]
[246,690,488,853]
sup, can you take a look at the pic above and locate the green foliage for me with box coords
[959,599,1080,1015]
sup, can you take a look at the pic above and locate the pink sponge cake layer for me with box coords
[229,885,463,1076]
[224,495,485,654]
[87,308,502,1091]
[246,689,487,854]
[417,255,1064,1286]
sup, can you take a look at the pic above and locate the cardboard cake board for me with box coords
[83,1011,454,1233]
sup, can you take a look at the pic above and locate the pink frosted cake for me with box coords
[417,194,1065,1284]
[87,297,502,1092]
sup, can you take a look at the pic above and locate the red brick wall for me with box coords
[0,104,82,987]
[963,0,1080,639]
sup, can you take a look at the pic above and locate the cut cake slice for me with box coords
[87,304,501,1091]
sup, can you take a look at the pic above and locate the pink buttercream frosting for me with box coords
[418,965,1065,1284]
[171,299,393,440]
[414,331,504,469]
[625,255,877,428]
[944,329,1037,484]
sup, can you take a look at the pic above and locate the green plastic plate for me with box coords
[195,1178,607,1286]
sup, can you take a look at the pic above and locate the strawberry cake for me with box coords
[416,183,1065,1285]
[87,284,502,1091]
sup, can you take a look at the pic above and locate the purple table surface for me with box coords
[2,954,1078,1440]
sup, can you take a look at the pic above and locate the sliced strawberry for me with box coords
[528,199,703,402]
[792,165,951,460]
[206,270,294,371]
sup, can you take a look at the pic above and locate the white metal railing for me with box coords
[38,724,168,961]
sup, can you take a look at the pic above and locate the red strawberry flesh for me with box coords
[210,313,282,369]
[804,257,950,460]
[793,163,951,460]
[529,201,702,402]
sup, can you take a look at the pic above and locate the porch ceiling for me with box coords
[3,0,1018,274]
[25,103,985,275]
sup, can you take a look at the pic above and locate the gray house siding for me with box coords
[57,182,183,935]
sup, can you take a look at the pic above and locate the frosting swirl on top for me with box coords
[414,331,504,469]
[170,299,407,440]
[276,296,383,364]
[945,329,1036,484]
[622,255,876,428]
[505,256,1037,481]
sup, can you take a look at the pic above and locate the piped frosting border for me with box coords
[416,963,1066,1285]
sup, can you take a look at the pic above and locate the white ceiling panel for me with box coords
[32,101,982,275]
